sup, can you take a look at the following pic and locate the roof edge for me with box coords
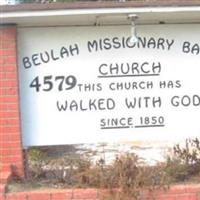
[1,1,200,13]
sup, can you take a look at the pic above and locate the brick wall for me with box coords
[0,25,24,183]
[0,24,200,200]
[1,185,200,200]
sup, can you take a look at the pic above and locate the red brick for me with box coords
[0,126,20,134]
[0,80,17,88]
[1,162,24,177]
[0,35,15,42]
[167,185,187,194]
[0,119,20,126]
[1,155,23,163]
[0,172,11,184]
[0,57,16,66]
[0,142,22,149]
[0,103,19,111]
[0,96,19,103]
[0,87,18,96]
[73,189,98,199]
[0,27,16,35]
[0,29,16,36]
[0,26,24,181]
[0,187,200,200]
[0,148,22,157]
[0,72,17,80]
[0,41,15,49]
[0,131,21,136]
[0,111,19,118]
[154,195,176,200]
[0,184,6,194]
[0,66,17,73]
[0,164,11,172]
[0,194,5,200]
[27,193,50,200]
[5,193,27,200]
[51,190,73,200]
[0,50,16,57]
[0,134,21,143]
[10,167,23,177]
[185,185,200,193]
[175,194,196,200]
[1,32,16,39]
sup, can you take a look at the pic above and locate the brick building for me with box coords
[1,1,200,199]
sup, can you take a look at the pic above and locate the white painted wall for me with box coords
[0,0,20,5]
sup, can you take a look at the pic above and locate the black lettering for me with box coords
[181,95,191,106]
[51,49,59,61]
[103,38,112,50]
[171,96,179,107]
[40,51,50,63]
[143,97,150,107]
[125,98,137,109]
[57,100,68,111]
[99,39,103,51]
[193,95,200,106]
[60,47,69,58]
[131,63,140,74]
[166,39,174,50]
[88,40,98,52]
[99,63,107,75]
[69,44,79,56]
[109,83,115,90]
[168,81,174,88]
[70,100,79,111]
[147,38,156,49]
[191,44,200,55]
[182,41,190,53]
[141,62,150,73]
[132,82,137,89]
[77,84,83,92]
[88,99,97,110]
[110,63,119,75]
[98,99,105,110]
[157,38,165,50]
[119,118,126,126]
[107,98,115,110]
[112,37,121,49]
[23,57,32,69]
[100,119,106,127]
[126,37,136,48]
[121,63,129,74]
[152,62,161,74]
[176,80,181,88]
[97,83,102,91]
[32,54,40,66]
[146,81,153,89]
[152,97,162,107]
[137,37,146,48]
[122,37,126,48]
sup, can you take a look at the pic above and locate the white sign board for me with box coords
[18,25,200,147]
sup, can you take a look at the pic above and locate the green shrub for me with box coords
[21,139,200,199]
[165,138,200,183]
